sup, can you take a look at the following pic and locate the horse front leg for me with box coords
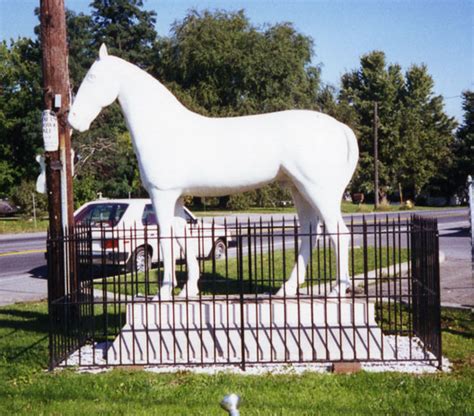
[174,200,200,298]
[150,190,180,300]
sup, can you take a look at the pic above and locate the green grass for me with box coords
[0,218,48,234]
[0,301,472,415]
[94,246,408,297]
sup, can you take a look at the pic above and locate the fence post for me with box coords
[237,224,246,371]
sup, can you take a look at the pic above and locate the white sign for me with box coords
[42,110,59,151]
[54,94,62,109]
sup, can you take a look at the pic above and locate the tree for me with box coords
[0,38,43,197]
[66,1,159,203]
[66,10,95,87]
[339,51,404,199]
[154,9,320,208]
[338,51,455,200]
[90,0,157,70]
[155,9,320,117]
[449,91,474,196]
[399,65,456,197]
[73,131,144,207]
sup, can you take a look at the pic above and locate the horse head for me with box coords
[68,44,120,132]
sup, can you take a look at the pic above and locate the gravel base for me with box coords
[60,334,451,374]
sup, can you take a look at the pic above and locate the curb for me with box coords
[0,232,47,241]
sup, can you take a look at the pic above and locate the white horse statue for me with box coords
[68,44,359,300]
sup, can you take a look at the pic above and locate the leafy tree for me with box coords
[66,10,95,87]
[9,179,47,217]
[339,51,404,198]
[90,0,157,70]
[66,1,157,203]
[448,90,474,197]
[0,38,43,197]
[155,9,320,117]
[154,9,319,208]
[339,51,455,200]
[400,65,456,198]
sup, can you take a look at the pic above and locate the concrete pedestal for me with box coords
[107,296,395,365]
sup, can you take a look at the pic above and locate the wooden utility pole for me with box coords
[40,0,75,299]
[373,101,379,210]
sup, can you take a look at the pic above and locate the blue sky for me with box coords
[1,0,472,122]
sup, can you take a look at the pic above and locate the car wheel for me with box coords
[131,246,152,273]
[212,239,226,260]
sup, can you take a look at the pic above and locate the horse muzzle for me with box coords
[68,111,90,132]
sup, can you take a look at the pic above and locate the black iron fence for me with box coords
[47,215,441,370]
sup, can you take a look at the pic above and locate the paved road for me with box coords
[437,217,473,308]
[0,233,47,305]
[0,208,471,307]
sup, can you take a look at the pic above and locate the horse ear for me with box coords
[99,43,108,59]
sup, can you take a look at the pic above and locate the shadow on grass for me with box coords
[441,309,474,339]
[0,308,49,333]
[0,305,49,367]
[197,271,277,295]
[6,335,49,362]
[116,268,282,297]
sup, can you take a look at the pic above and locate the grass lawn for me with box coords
[94,246,408,297]
[0,218,48,234]
[0,301,472,415]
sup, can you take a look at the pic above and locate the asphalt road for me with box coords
[0,208,471,306]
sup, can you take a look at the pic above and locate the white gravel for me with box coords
[60,334,451,374]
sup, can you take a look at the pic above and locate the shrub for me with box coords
[9,180,47,217]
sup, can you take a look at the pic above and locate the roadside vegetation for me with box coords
[0,301,471,414]
[0,218,48,234]
[1,2,472,214]
[0,202,460,234]
[194,201,456,216]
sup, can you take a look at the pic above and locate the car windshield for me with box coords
[75,203,128,227]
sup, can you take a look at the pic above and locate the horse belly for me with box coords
[182,144,282,196]
[137,138,281,195]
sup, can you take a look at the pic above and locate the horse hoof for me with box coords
[177,287,199,298]
[153,289,172,301]
[328,285,350,298]
[276,285,297,297]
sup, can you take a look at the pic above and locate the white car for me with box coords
[74,198,230,272]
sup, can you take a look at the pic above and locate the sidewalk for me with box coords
[438,221,473,308]
[0,274,47,307]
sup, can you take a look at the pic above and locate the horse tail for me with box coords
[341,123,359,174]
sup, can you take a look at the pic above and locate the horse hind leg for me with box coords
[173,199,200,298]
[293,185,352,297]
[317,200,351,296]
[276,188,321,296]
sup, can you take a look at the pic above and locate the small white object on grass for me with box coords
[220,393,241,416]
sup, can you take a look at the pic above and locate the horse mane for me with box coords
[107,55,188,113]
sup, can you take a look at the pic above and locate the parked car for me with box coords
[74,199,231,272]
[0,199,19,216]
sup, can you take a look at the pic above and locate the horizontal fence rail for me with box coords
[47,215,441,370]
